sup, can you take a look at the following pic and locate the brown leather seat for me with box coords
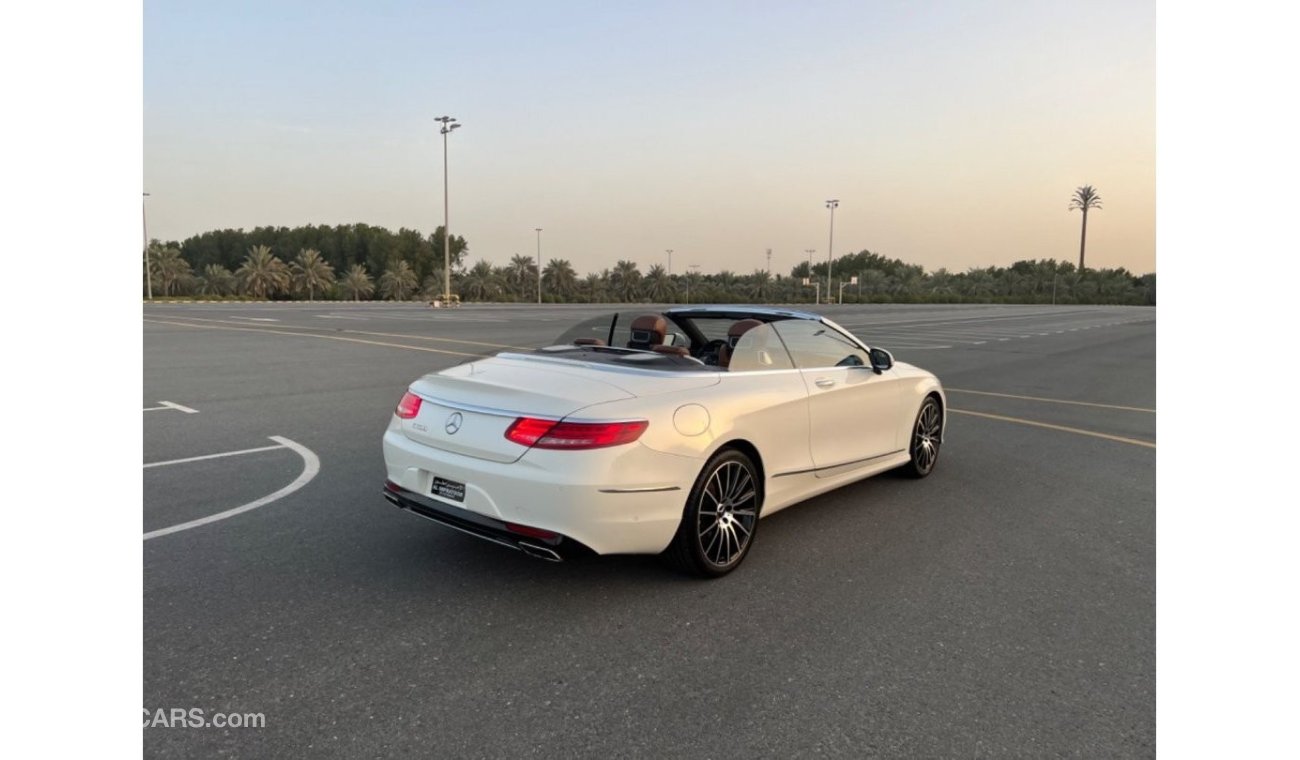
[627,314,668,350]
[652,344,690,357]
[718,319,763,369]
[573,337,606,346]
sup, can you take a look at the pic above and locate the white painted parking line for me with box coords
[316,314,369,320]
[145,443,285,469]
[143,436,320,540]
[143,401,199,414]
[230,316,280,322]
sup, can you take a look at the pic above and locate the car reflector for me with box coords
[505,522,559,540]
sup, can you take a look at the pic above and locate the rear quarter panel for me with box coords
[568,370,815,508]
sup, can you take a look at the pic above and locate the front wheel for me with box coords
[662,449,761,578]
[900,397,943,478]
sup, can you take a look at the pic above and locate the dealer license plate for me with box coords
[431,476,465,503]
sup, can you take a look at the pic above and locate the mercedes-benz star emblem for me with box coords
[445,412,463,435]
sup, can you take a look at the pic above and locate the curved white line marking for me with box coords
[143,436,320,541]
[145,443,284,469]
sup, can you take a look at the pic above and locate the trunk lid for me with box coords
[400,356,636,463]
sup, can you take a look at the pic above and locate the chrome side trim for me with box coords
[773,449,907,478]
[598,485,682,494]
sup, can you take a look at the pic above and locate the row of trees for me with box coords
[146,224,1155,305]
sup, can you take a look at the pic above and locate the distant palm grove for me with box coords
[145,223,1155,305]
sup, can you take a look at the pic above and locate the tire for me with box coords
[900,396,943,479]
[662,449,761,578]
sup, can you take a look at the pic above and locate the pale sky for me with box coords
[144,0,1155,275]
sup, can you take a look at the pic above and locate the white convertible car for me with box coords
[382,306,945,576]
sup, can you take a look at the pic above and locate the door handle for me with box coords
[814,378,836,389]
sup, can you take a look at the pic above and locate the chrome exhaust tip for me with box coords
[517,542,563,562]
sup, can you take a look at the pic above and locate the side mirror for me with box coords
[869,347,894,374]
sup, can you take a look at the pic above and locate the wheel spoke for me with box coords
[731,507,756,517]
[704,528,722,562]
[730,470,753,504]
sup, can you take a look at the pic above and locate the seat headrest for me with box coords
[628,314,668,347]
[726,319,764,347]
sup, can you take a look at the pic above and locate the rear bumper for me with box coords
[382,481,593,561]
[382,421,699,555]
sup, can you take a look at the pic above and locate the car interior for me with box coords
[549,311,794,370]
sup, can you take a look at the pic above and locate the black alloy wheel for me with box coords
[902,396,943,478]
[663,449,761,577]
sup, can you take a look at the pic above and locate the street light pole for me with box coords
[687,264,700,304]
[143,192,152,300]
[804,249,816,303]
[665,250,674,303]
[825,199,839,304]
[436,116,461,304]
[535,228,543,304]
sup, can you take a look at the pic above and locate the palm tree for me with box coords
[583,272,608,303]
[291,248,336,301]
[1069,185,1103,270]
[151,247,194,296]
[340,264,375,302]
[749,270,772,302]
[461,260,500,301]
[642,264,675,303]
[542,259,578,300]
[507,254,536,300]
[379,260,419,300]
[235,245,290,298]
[198,264,236,296]
[610,260,642,302]
[418,274,439,300]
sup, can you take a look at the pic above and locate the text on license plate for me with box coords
[431,476,466,502]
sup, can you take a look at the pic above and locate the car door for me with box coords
[771,319,903,476]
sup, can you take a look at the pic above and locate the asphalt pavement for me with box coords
[143,302,1155,757]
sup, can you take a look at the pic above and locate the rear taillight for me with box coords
[504,417,648,450]
[395,391,422,419]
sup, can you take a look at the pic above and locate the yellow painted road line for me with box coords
[143,319,482,357]
[144,314,530,351]
[946,388,1155,413]
[949,408,1155,449]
